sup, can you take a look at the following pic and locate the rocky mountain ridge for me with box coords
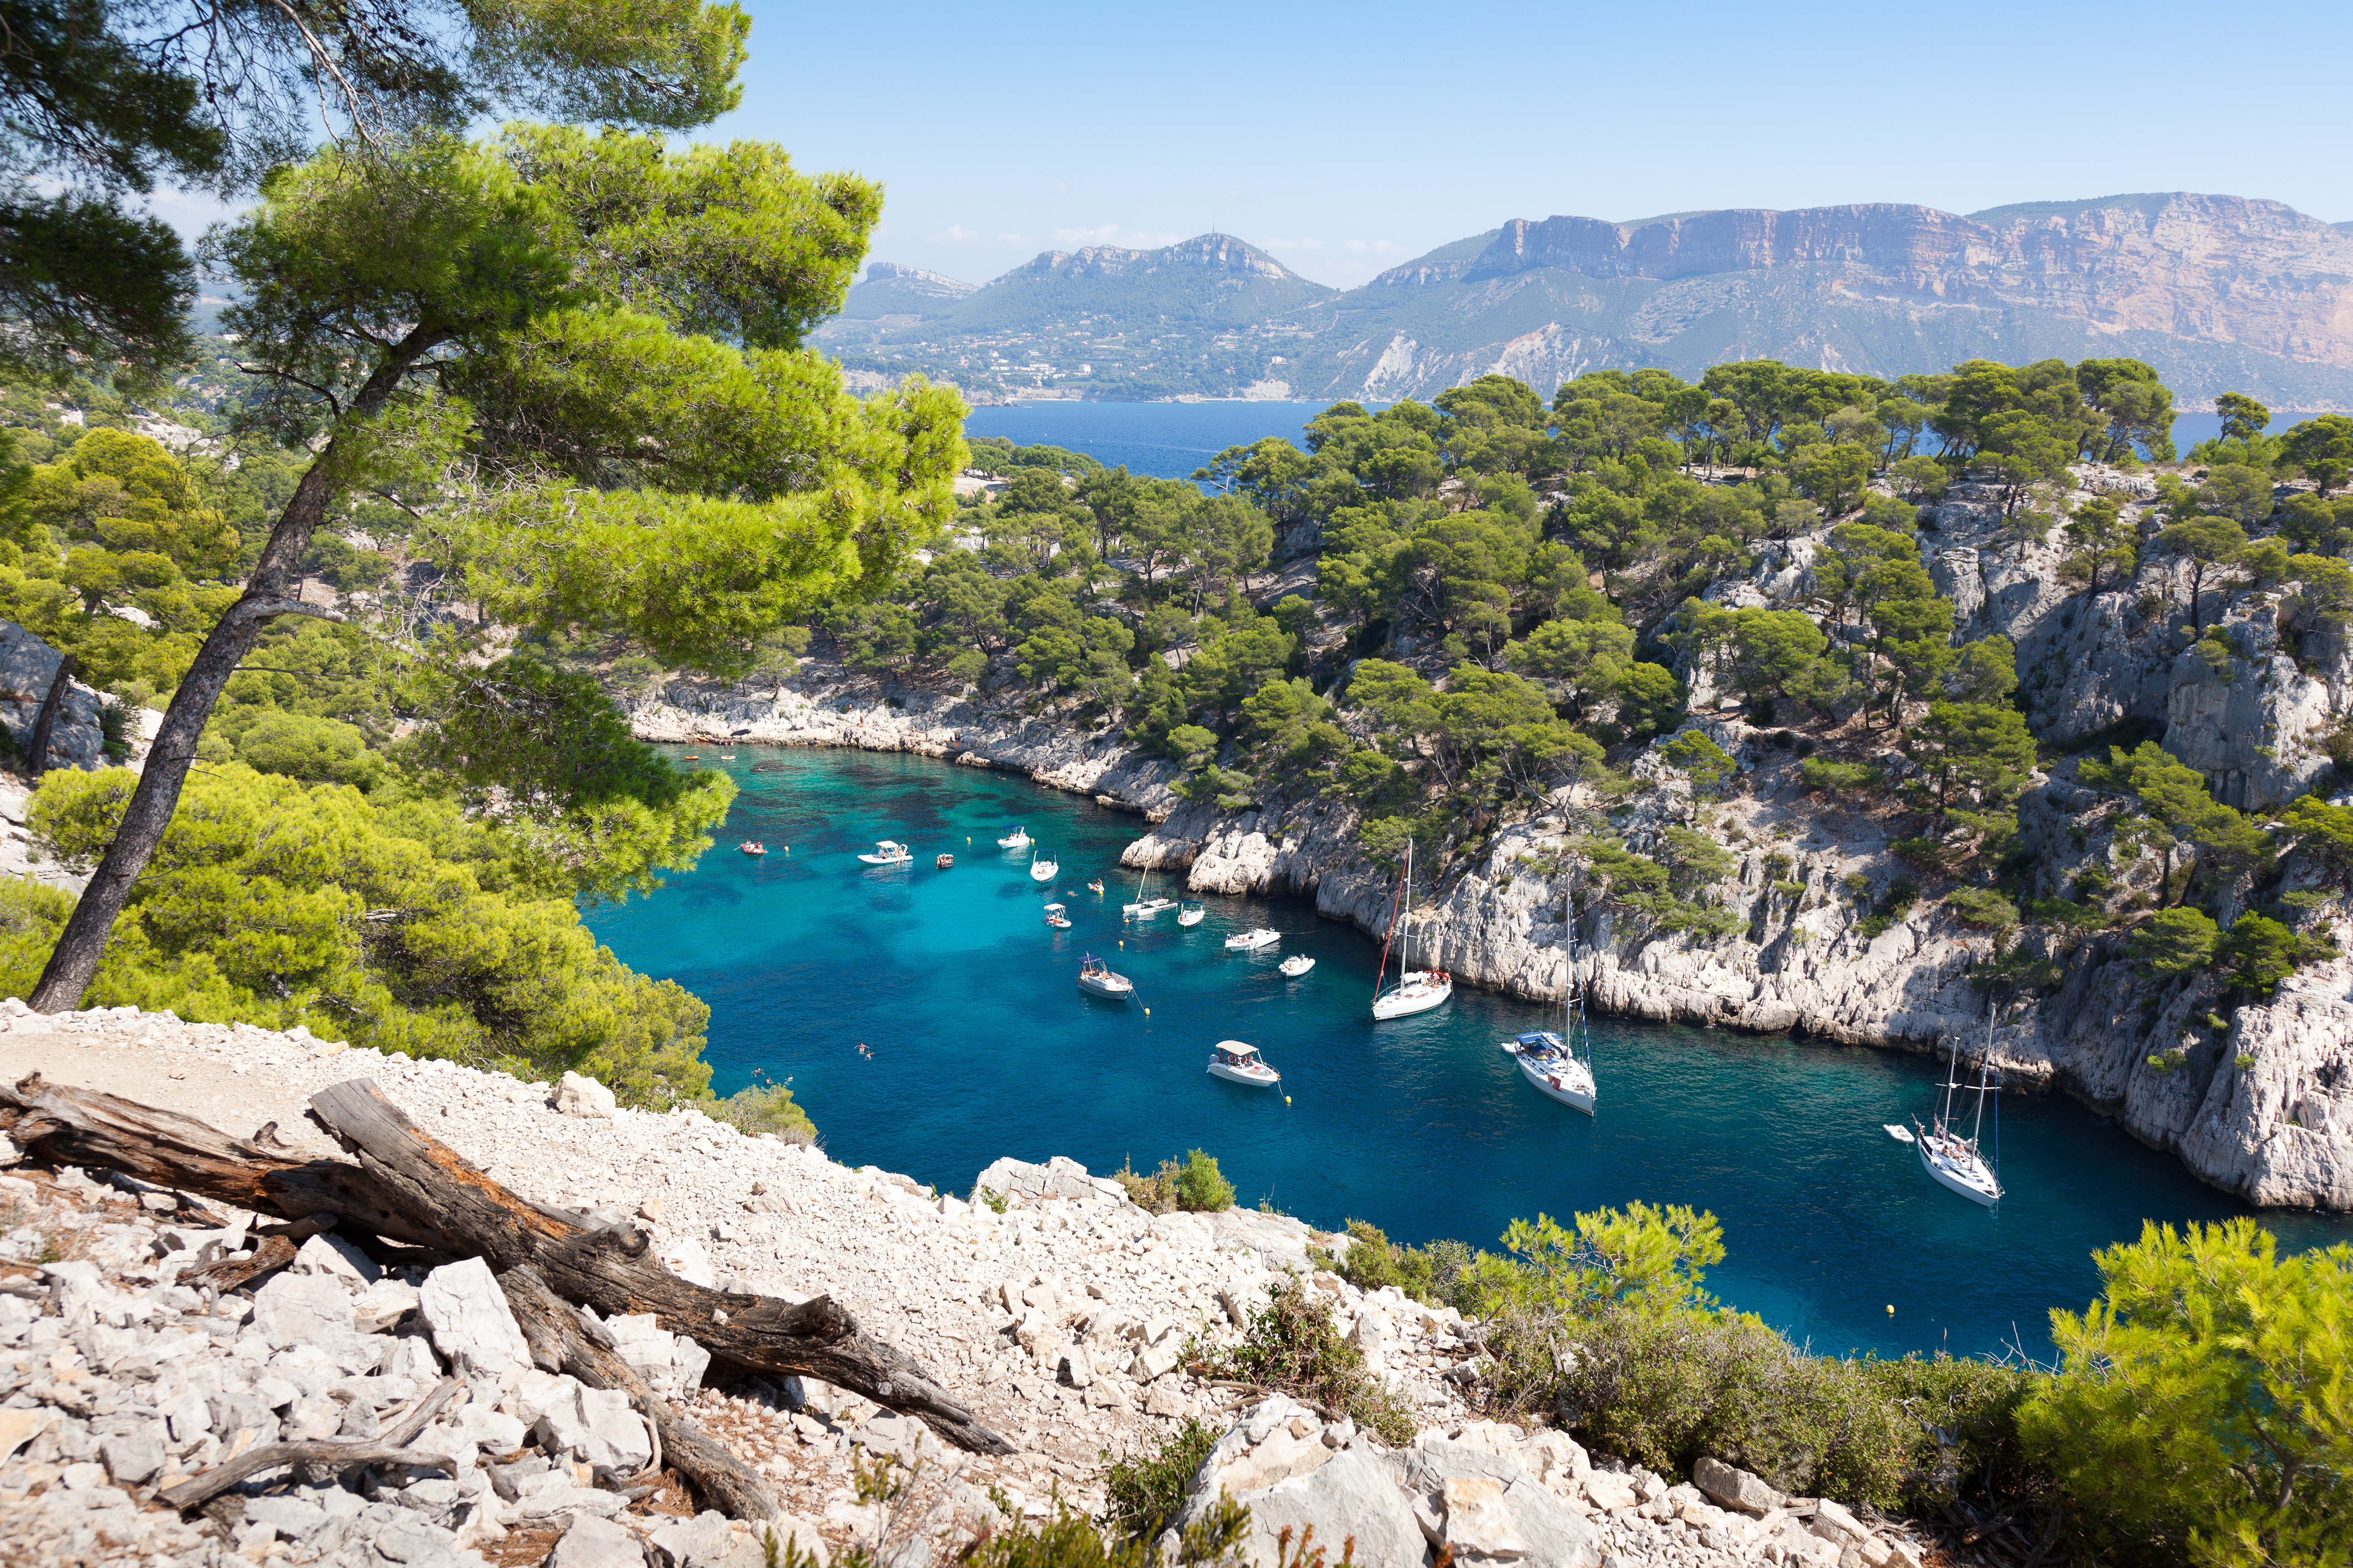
[823,192,2353,407]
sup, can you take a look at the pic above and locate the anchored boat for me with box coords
[1371,841,1452,1020]
[1206,1040,1280,1086]
[1278,954,1315,978]
[998,826,1031,850]
[857,840,913,867]
[1501,872,1597,1113]
[1225,928,1279,952]
[1076,954,1133,999]
[1030,852,1058,883]
[1917,1018,2004,1206]
[1043,903,1071,929]
[1177,901,1205,927]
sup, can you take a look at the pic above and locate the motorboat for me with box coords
[1206,1040,1279,1086]
[1030,853,1058,883]
[718,754,735,760]
[1225,928,1279,952]
[935,853,954,868]
[1278,954,1315,978]
[998,827,1031,850]
[1915,1018,2005,1206]
[1883,1124,1916,1144]
[1177,902,1205,927]
[739,842,765,857]
[858,840,913,866]
[1371,841,1452,1020]
[1076,954,1133,999]
[1503,1031,1597,1114]
[1043,903,1071,929]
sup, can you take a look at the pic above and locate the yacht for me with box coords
[1076,954,1133,999]
[1278,954,1315,978]
[1206,1041,1280,1086]
[857,840,913,866]
[1500,879,1598,1113]
[998,827,1031,850]
[1030,852,1058,883]
[1916,1019,2004,1206]
[1177,901,1205,927]
[1225,928,1279,952]
[1371,841,1452,1019]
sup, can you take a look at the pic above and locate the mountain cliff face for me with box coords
[825,194,2353,408]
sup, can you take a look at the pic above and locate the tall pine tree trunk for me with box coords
[29,331,442,1013]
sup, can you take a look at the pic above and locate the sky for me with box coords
[706,0,2353,290]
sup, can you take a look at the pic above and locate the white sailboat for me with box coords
[1122,866,1176,919]
[1916,1018,2004,1206]
[1502,873,1598,1113]
[1224,928,1279,952]
[1030,852,1058,883]
[1371,840,1452,1020]
[857,840,913,866]
[997,826,1031,850]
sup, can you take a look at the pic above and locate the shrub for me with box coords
[1799,757,1883,793]
[709,1076,816,1143]
[2020,1218,2353,1566]
[1196,1277,1415,1444]
[1325,1219,1478,1314]
[1946,887,2021,930]
[1102,1418,1218,1542]
[2129,906,2219,976]
[1113,1149,1235,1213]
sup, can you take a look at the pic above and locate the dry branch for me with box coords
[158,1377,462,1509]
[0,1073,1012,1455]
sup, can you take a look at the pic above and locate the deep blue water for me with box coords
[585,749,2352,1363]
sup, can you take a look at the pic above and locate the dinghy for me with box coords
[1177,901,1205,927]
[1278,954,1315,978]
[739,842,766,857]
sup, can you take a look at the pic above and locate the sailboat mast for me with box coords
[1400,841,1414,976]
[1968,1013,1993,1148]
[1373,849,1406,1000]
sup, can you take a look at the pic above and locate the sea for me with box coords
[584,749,2353,1365]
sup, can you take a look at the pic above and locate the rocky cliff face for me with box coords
[631,477,2353,1213]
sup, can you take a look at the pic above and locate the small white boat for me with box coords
[998,827,1031,850]
[1076,954,1133,999]
[1371,841,1453,1019]
[1884,1124,1916,1144]
[1177,901,1205,927]
[1278,954,1315,978]
[858,840,913,866]
[1030,853,1058,883]
[1207,1040,1280,1086]
[1225,928,1279,952]
[1043,903,1071,929]
[1503,1031,1596,1114]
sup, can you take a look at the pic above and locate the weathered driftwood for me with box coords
[0,1073,1012,1455]
[499,1262,780,1523]
[158,1377,462,1509]
[184,1233,297,1294]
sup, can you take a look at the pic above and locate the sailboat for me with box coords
[1371,840,1452,1020]
[1915,1016,2004,1206]
[1029,851,1058,883]
[1501,878,1596,1113]
[1123,866,1176,919]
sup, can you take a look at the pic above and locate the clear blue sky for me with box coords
[709,0,2352,290]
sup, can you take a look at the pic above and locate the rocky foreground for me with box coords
[0,1006,1948,1567]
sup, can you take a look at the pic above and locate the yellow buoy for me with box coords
[1284,1096,1292,1105]
[1886,1305,1895,1315]
[1142,1007,1150,1016]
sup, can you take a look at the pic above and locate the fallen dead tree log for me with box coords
[158,1377,463,1510]
[1,1072,1013,1456]
[499,1262,782,1522]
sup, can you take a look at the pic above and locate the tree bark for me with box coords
[0,1073,1013,1455]
[498,1262,781,1523]
[29,325,444,1014]
[25,654,72,774]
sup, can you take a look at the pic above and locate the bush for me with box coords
[1113,1149,1235,1213]
[1799,757,1882,792]
[1196,1277,1415,1445]
[709,1076,816,1143]
[1945,886,2021,930]
[2020,1218,2353,1565]
[1325,1219,1478,1314]
[1103,1418,1217,1542]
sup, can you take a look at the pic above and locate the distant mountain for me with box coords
[821,195,2353,408]
[815,236,1337,401]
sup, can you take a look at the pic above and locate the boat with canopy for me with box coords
[1206,1040,1280,1086]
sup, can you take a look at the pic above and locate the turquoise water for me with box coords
[585,749,2353,1362]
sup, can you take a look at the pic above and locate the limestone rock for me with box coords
[550,1511,650,1568]
[418,1256,532,1375]
[557,1071,619,1118]
[1694,1456,1785,1516]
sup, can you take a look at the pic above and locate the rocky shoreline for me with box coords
[627,654,2352,1214]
